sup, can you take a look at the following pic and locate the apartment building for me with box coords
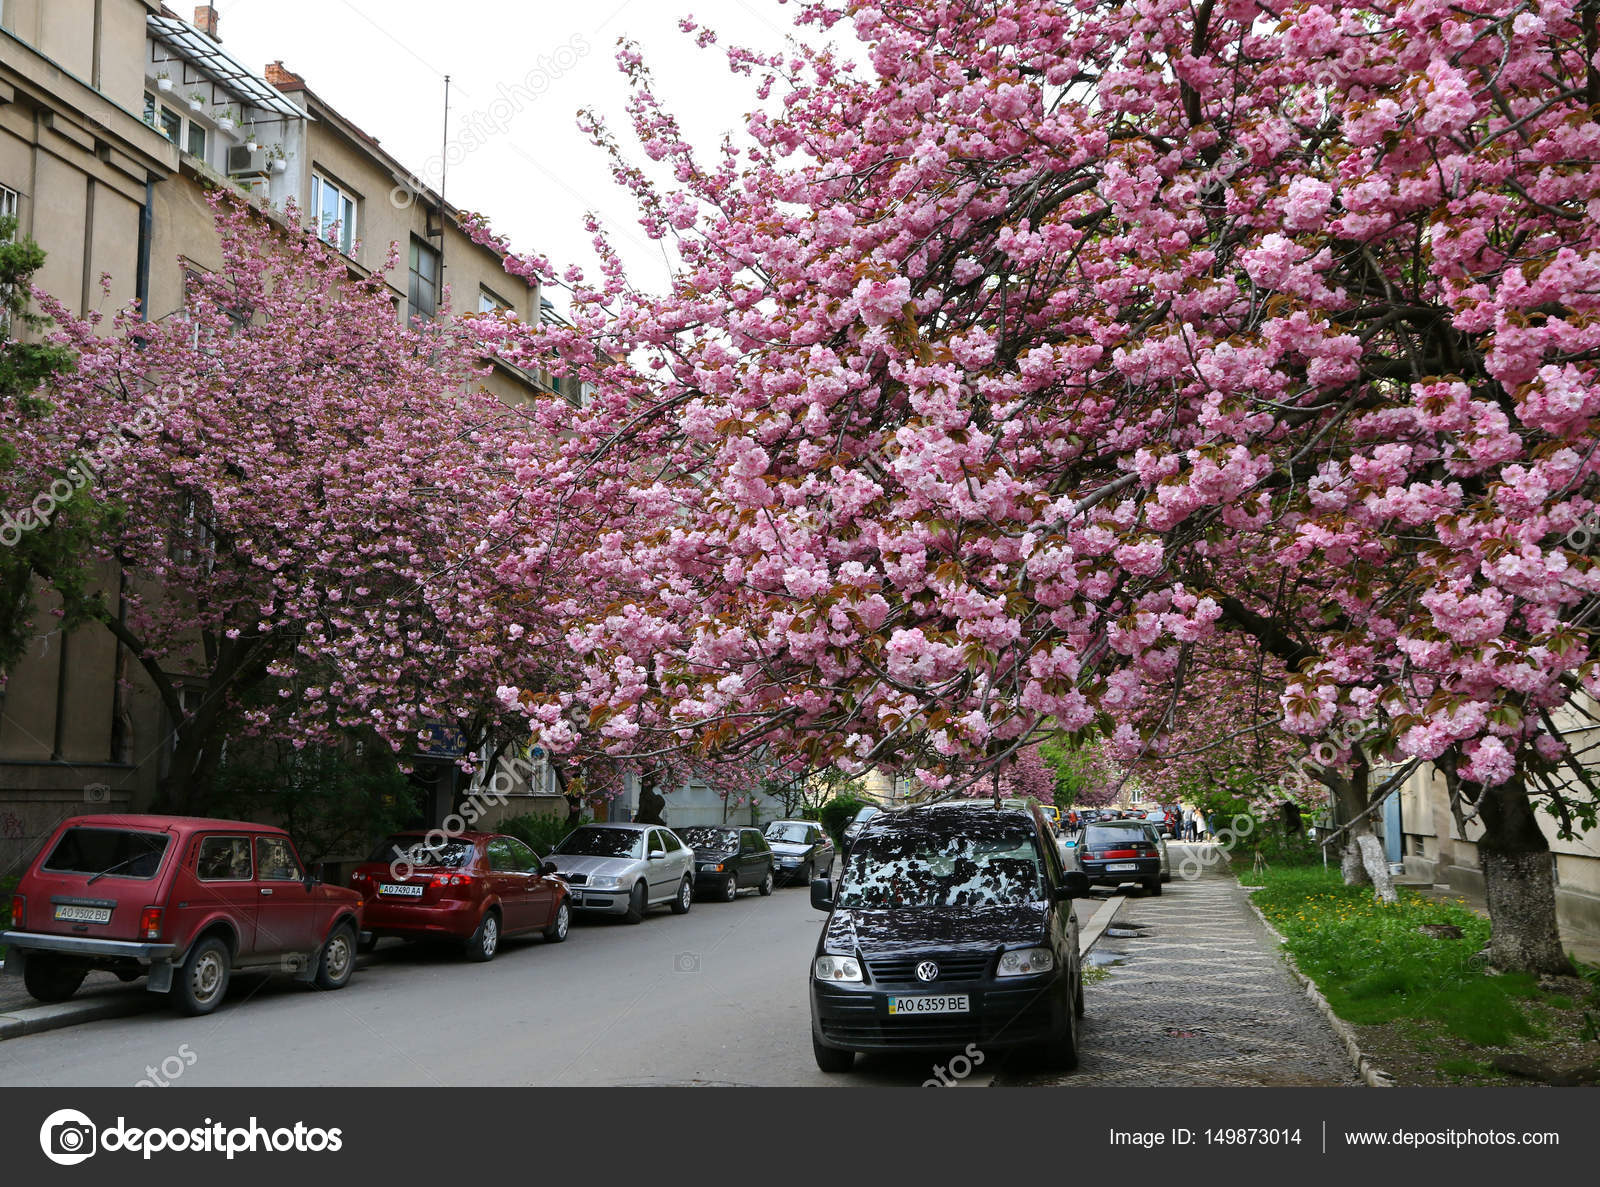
[0,3,565,872]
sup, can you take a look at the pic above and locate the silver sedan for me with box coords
[544,823,695,923]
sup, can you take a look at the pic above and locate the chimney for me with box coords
[264,60,305,91]
[193,6,219,39]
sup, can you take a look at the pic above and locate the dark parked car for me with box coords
[1078,820,1164,894]
[841,805,882,849]
[808,801,1089,1073]
[763,819,835,885]
[676,826,775,900]
[3,815,363,1015]
[349,831,570,960]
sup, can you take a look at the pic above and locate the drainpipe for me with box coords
[136,178,153,320]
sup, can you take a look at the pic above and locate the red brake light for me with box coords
[10,895,23,929]
[139,907,163,940]
[428,874,475,889]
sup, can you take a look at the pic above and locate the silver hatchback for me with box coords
[545,823,695,923]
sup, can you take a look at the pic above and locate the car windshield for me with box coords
[1085,825,1147,846]
[368,836,476,868]
[765,823,813,843]
[835,823,1043,909]
[43,828,170,880]
[554,827,643,859]
[677,827,737,850]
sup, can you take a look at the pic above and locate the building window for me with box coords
[0,183,17,234]
[185,121,206,161]
[407,235,440,325]
[144,94,182,142]
[310,171,357,256]
[478,286,512,315]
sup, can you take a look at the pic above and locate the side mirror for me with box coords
[303,861,325,888]
[648,849,666,861]
[539,861,559,877]
[810,877,834,912]
[1057,870,1091,900]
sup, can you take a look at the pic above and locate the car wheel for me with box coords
[670,875,693,915]
[798,861,812,887]
[23,955,87,1004]
[1044,991,1080,1070]
[314,923,357,990]
[624,881,647,924]
[1144,878,1163,896]
[465,909,500,961]
[1075,963,1086,1018]
[758,868,774,896]
[544,900,570,943]
[1161,871,1171,883]
[813,1033,855,1073]
[719,873,738,902]
[171,935,231,1016]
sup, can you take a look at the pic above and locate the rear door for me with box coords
[251,834,320,963]
[510,838,556,928]
[486,838,530,932]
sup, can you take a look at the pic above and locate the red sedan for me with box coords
[349,832,569,962]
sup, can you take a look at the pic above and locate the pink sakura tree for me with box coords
[11,197,573,811]
[471,1,1600,971]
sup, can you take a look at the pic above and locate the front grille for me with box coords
[865,952,993,984]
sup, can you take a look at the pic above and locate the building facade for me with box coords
[0,4,567,873]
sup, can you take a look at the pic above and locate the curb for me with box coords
[1240,891,1395,1088]
[0,993,160,1040]
[1078,893,1127,958]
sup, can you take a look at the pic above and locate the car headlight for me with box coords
[996,948,1055,977]
[587,875,620,889]
[814,955,863,983]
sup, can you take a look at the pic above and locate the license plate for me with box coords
[888,995,969,1016]
[54,904,111,924]
[1106,863,1137,872]
[378,883,424,898]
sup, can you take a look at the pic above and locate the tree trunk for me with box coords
[1475,774,1570,975]
[1325,759,1396,902]
[634,771,666,825]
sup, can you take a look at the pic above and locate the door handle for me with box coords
[260,888,273,896]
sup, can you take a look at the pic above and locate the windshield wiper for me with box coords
[86,853,151,885]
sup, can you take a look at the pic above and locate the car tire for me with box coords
[465,909,500,961]
[670,875,693,915]
[798,861,812,887]
[1161,871,1171,883]
[624,881,647,924]
[23,955,87,1004]
[1075,963,1086,1018]
[1144,878,1163,896]
[758,868,774,896]
[171,935,231,1016]
[717,873,738,902]
[544,900,570,943]
[314,923,357,990]
[1044,993,1080,1070]
[813,1034,855,1073]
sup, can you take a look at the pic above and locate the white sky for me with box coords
[211,0,817,309]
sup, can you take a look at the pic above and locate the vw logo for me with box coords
[915,960,940,982]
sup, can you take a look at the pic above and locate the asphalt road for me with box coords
[0,879,1082,1088]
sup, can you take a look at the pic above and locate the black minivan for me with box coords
[808,801,1089,1073]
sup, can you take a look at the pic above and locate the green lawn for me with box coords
[1247,866,1538,1046]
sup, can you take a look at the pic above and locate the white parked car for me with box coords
[545,823,695,923]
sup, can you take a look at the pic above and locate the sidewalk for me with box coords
[1006,844,1360,1086]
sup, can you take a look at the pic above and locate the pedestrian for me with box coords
[1183,806,1197,842]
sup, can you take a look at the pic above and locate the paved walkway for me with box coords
[1008,844,1359,1087]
